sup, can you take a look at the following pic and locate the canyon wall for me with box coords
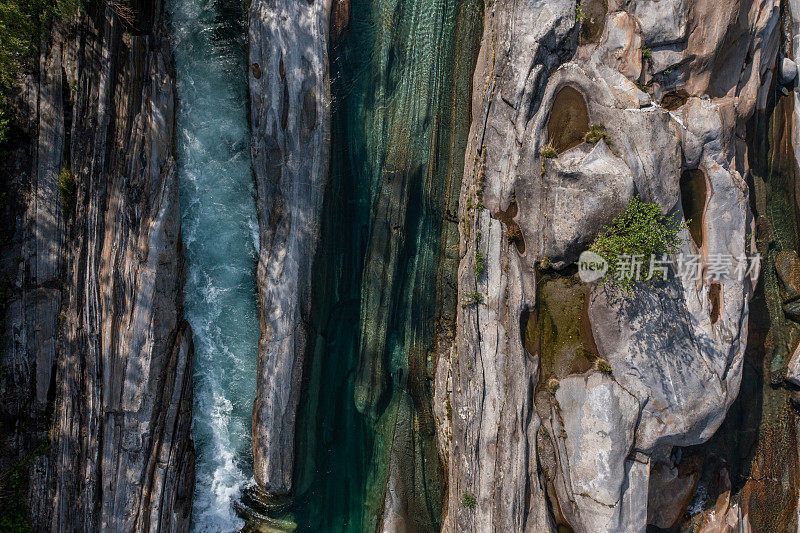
[1,1,194,530]
[434,0,795,531]
[3,0,800,530]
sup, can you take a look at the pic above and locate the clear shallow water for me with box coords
[290,0,482,530]
[167,0,259,530]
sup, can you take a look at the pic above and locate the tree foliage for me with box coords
[0,0,80,144]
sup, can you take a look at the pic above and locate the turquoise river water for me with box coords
[168,0,258,530]
[166,0,480,530]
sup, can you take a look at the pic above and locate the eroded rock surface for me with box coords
[436,0,777,531]
[248,0,331,494]
[1,4,195,531]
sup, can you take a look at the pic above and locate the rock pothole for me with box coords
[579,0,607,45]
[680,168,707,248]
[546,86,589,153]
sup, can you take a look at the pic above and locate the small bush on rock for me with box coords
[462,492,477,509]
[590,196,684,293]
[58,167,76,213]
[540,143,558,158]
[596,358,613,374]
[475,249,486,279]
[584,124,610,145]
[462,291,484,307]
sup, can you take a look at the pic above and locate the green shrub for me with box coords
[475,249,486,279]
[540,143,558,158]
[0,0,81,150]
[596,358,613,374]
[584,124,610,145]
[58,167,76,212]
[575,3,586,21]
[590,196,684,293]
[461,492,477,509]
[0,440,50,532]
[462,291,484,307]
[642,46,652,61]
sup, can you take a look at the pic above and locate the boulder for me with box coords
[541,141,635,268]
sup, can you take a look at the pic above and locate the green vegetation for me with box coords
[590,196,685,293]
[540,143,558,158]
[642,46,651,61]
[0,0,81,145]
[461,492,477,509]
[462,291,484,307]
[596,358,613,374]
[584,124,610,145]
[58,166,76,213]
[0,441,50,532]
[0,95,9,145]
[475,249,486,279]
[575,3,586,21]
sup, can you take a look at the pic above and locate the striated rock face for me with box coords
[1,2,195,531]
[47,6,194,530]
[247,0,332,494]
[436,0,780,531]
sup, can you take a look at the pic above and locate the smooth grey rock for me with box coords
[541,141,634,268]
[788,342,800,387]
[634,0,687,46]
[554,372,640,532]
[598,11,642,80]
[650,46,684,74]
[248,0,331,494]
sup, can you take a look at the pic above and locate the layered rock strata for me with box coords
[247,0,332,495]
[1,2,195,530]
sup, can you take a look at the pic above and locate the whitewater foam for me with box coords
[167,0,258,530]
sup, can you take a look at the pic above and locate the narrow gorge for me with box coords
[3,0,800,532]
[168,0,258,529]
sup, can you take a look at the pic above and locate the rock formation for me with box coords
[247,0,331,495]
[1,2,194,530]
[3,0,800,530]
[434,0,790,531]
